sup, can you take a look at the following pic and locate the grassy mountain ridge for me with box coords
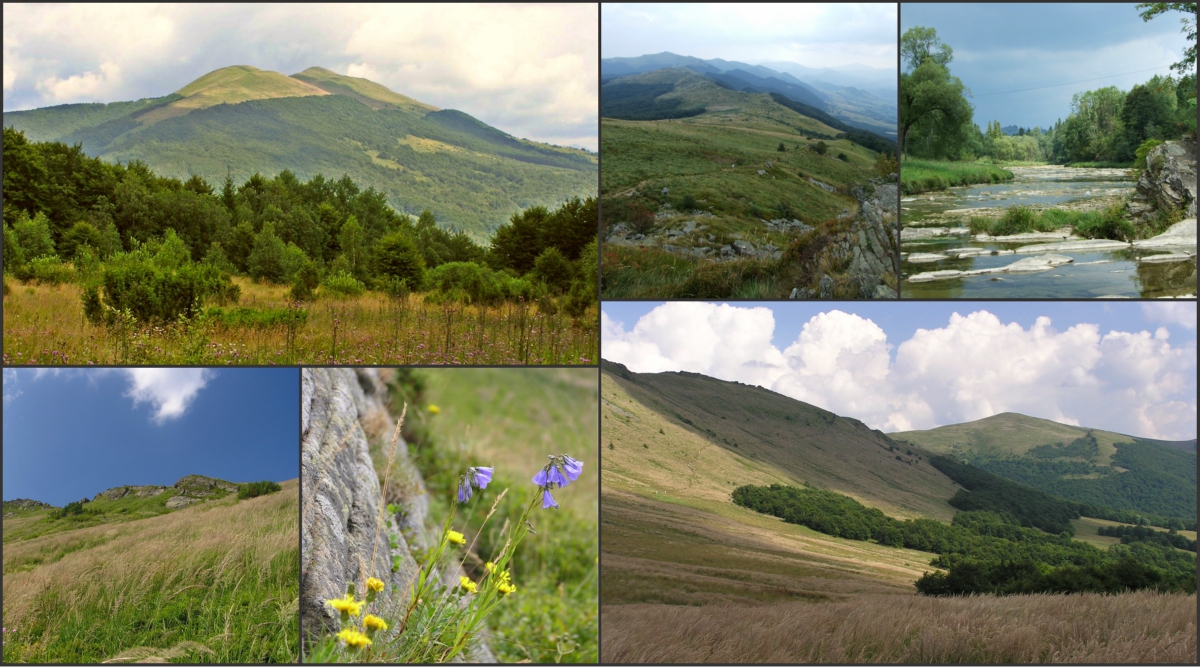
[3,65,596,237]
[2,479,299,663]
[894,412,1197,520]
[602,360,958,521]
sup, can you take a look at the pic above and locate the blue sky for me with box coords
[2,4,597,150]
[901,3,1193,130]
[602,3,898,70]
[3,368,298,506]
[602,301,1197,440]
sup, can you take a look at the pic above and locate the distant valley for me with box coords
[3,65,597,238]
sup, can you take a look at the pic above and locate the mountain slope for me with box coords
[603,360,958,521]
[894,413,1197,520]
[3,66,596,237]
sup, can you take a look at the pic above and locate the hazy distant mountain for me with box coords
[4,65,596,237]
[601,52,895,135]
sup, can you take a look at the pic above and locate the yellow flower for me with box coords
[447,530,466,545]
[428,405,441,414]
[336,629,373,648]
[327,593,364,617]
[459,576,478,594]
[485,561,496,573]
[497,580,517,595]
[362,614,389,632]
[366,577,385,593]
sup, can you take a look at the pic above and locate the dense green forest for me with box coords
[928,455,1081,535]
[1098,524,1197,552]
[2,127,598,324]
[732,483,1196,597]
[963,438,1197,523]
[900,4,1196,164]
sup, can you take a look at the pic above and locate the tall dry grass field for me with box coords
[2,279,597,365]
[2,480,299,663]
[602,592,1197,663]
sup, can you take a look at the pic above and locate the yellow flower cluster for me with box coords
[327,593,364,617]
[428,404,441,414]
[447,530,466,545]
[337,629,373,648]
[362,614,388,632]
[459,576,478,594]
[366,577,385,593]
[485,562,517,595]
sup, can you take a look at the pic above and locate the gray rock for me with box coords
[165,495,200,510]
[1127,137,1197,224]
[682,221,697,233]
[819,274,834,299]
[300,369,493,662]
[733,240,755,255]
[757,170,766,176]
[720,244,735,258]
[873,284,898,299]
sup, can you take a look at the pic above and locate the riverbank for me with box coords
[901,159,1015,194]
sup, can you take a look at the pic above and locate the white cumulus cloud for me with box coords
[602,305,1197,440]
[1141,301,1196,330]
[123,369,214,424]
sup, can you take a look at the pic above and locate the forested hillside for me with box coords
[4,66,597,237]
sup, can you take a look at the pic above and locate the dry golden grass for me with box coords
[2,278,597,365]
[602,592,1197,663]
[2,480,299,663]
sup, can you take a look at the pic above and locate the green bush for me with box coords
[56,501,85,519]
[532,247,575,293]
[837,152,849,161]
[83,255,238,325]
[3,223,25,272]
[1134,138,1164,171]
[373,232,426,290]
[813,141,828,155]
[22,256,76,284]
[238,480,282,499]
[13,211,55,260]
[425,261,516,305]
[321,270,365,298]
[290,261,320,302]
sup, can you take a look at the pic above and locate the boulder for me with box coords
[165,495,200,510]
[819,274,834,299]
[1128,137,1197,225]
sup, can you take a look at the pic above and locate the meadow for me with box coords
[899,159,1014,194]
[2,278,597,365]
[2,480,299,664]
[602,591,1197,663]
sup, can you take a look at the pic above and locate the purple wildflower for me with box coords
[471,466,493,489]
[457,479,473,503]
[562,455,584,481]
[532,468,549,487]
[541,488,559,509]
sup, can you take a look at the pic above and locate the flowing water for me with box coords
[900,166,1196,298]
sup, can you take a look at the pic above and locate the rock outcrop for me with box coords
[3,498,55,511]
[805,180,899,298]
[300,369,493,660]
[1127,137,1197,226]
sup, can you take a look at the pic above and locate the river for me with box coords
[900,166,1196,298]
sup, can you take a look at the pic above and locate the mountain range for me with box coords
[601,52,896,137]
[3,65,597,238]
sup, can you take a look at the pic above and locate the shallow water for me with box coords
[900,167,1196,298]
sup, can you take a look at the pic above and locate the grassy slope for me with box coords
[600,364,958,610]
[3,68,596,238]
[600,73,881,298]
[416,368,599,663]
[892,412,1135,467]
[2,480,298,663]
[900,159,1014,195]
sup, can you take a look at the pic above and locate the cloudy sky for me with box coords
[2,3,598,150]
[602,3,898,70]
[902,3,1192,130]
[3,368,298,506]
[602,301,1197,441]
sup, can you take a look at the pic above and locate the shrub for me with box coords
[238,480,282,499]
[3,223,25,272]
[813,141,828,155]
[153,229,192,271]
[290,261,320,302]
[532,247,575,293]
[248,224,287,283]
[1134,138,1164,171]
[425,261,507,305]
[837,152,849,161]
[321,270,365,298]
[83,256,238,325]
[679,193,697,211]
[373,232,426,290]
[22,256,76,284]
[13,211,55,260]
[876,152,898,178]
[626,202,656,236]
[59,222,104,263]
[777,142,786,152]
[56,502,85,519]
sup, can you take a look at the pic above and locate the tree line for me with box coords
[732,482,1196,597]
[900,4,1196,164]
[2,128,598,321]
